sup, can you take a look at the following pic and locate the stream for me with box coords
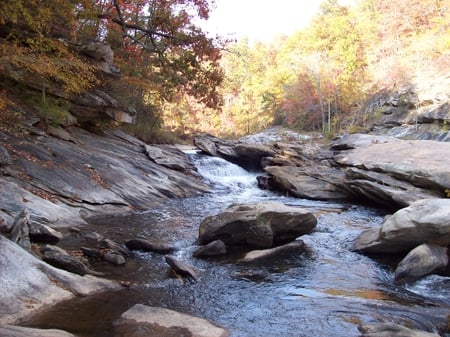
[25,153,450,337]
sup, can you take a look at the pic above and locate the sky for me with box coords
[201,0,355,43]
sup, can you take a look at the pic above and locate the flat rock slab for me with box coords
[114,304,229,337]
[0,325,75,337]
[334,139,450,192]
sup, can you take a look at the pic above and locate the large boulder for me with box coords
[114,304,229,337]
[353,199,450,254]
[394,244,448,284]
[263,165,348,201]
[0,235,118,324]
[198,201,317,249]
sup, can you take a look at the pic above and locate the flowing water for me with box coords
[25,153,450,337]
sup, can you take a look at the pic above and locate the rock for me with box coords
[114,304,229,337]
[143,144,194,172]
[85,231,103,245]
[0,145,12,166]
[125,238,176,254]
[198,201,317,248]
[353,199,450,254]
[69,90,136,124]
[330,134,400,150]
[42,249,104,276]
[394,244,448,284]
[334,139,450,200]
[344,168,441,209]
[9,208,31,251]
[165,255,198,280]
[104,251,126,265]
[240,240,305,263]
[46,126,77,142]
[28,221,63,244]
[98,239,130,257]
[264,166,348,200]
[193,133,275,170]
[358,322,441,337]
[79,42,120,76]
[0,127,210,228]
[0,325,75,337]
[193,240,227,258]
[0,235,117,324]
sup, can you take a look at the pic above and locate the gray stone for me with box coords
[394,244,448,284]
[125,238,175,254]
[198,201,317,248]
[0,235,117,324]
[29,221,63,244]
[114,304,229,337]
[165,255,198,280]
[0,145,12,166]
[0,325,75,337]
[353,199,450,253]
[240,240,305,263]
[193,240,227,258]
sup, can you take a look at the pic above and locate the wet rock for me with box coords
[193,240,227,258]
[240,240,305,263]
[125,238,176,254]
[98,239,130,257]
[198,201,317,249]
[104,251,126,265]
[358,322,441,337]
[42,248,104,276]
[165,255,198,281]
[0,235,117,324]
[80,246,101,258]
[353,199,450,254]
[85,231,104,245]
[394,244,448,284]
[114,304,229,337]
[28,221,63,244]
[0,325,75,337]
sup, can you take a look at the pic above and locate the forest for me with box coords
[1,0,449,141]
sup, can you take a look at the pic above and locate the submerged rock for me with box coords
[198,201,316,249]
[114,304,229,337]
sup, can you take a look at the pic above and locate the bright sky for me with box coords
[202,0,355,42]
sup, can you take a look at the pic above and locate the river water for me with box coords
[25,153,450,337]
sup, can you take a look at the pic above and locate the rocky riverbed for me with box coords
[1,126,450,336]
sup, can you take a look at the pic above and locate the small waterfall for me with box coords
[192,154,259,192]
